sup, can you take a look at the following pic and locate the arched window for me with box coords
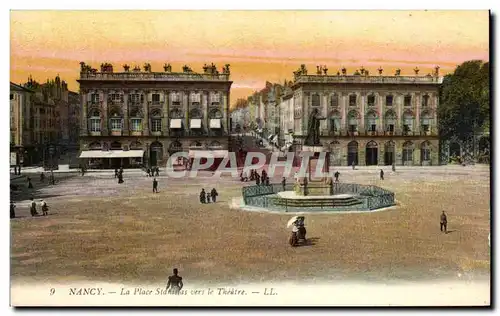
[348,110,359,133]
[403,110,414,135]
[190,108,202,119]
[329,94,338,107]
[420,111,431,134]
[347,141,358,166]
[421,141,431,163]
[311,93,320,107]
[190,141,202,148]
[385,110,396,133]
[209,108,223,119]
[403,141,414,164]
[89,109,101,133]
[365,110,377,132]
[109,108,122,133]
[88,141,102,150]
[130,141,142,150]
[150,109,162,133]
[329,110,341,133]
[209,140,221,148]
[130,108,143,132]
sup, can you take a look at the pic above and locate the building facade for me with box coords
[10,82,34,166]
[279,65,442,166]
[77,62,232,169]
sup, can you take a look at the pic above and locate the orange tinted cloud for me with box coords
[10,10,489,105]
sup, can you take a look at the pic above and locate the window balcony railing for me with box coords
[87,101,102,106]
[108,100,124,105]
[110,130,122,136]
[148,101,162,106]
[128,100,143,106]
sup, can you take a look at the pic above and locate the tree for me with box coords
[438,60,489,141]
[233,98,249,110]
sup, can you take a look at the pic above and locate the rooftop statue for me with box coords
[300,64,307,75]
[316,65,322,75]
[341,67,347,75]
[414,67,420,75]
[143,63,152,72]
[360,66,365,75]
[365,70,370,76]
[336,71,340,76]
[163,63,172,72]
[323,65,328,75]
[434,65,440,76]
[222,64,231,74]
[354,70,361,76]
[395,69,401,76]
[133,66,141,72]
[378,67,383,75]
[182,65,193,73]
[123,64,130,72]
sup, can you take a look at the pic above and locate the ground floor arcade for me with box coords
[294,137,440,167]
[79,136,230,169]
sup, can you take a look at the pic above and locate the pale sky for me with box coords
[10,10,489,106]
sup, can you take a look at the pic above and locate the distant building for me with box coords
[10,82,34,166]
[77,62,232,169]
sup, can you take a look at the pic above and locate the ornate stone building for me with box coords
[77,62,232,169]
[10,82,34,167]
[280,65,443,166]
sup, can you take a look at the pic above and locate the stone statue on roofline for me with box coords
[143,63,152,72]
[341,67,347,75]
[378,67,383,75]
[395,69,401,76]
[123,64,130,72]
[163,63,172,72]
[414,67,420,75]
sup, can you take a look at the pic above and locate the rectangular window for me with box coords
[349,125,357,132]
[151,119,162,132]
[90,94,100,103]
[370,124,376,132]
[422,95,429,107]
[110,118,122,131]
[403,149,413,162]
[110,94,123,102]
[330,95,338,107]
[129,94,141,104]
[311,94,320,107]
[388,124,394,132]
[152,94,160,104]
[191,93,201,105]
[349,95,357,106]
[367,95,375,106]
[386,95,393,106]
[89,118,101,132]
[404,95,412,107]
[211,92,220,105]
[131,118,142,131]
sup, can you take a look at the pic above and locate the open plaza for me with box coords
[10,164,490,287]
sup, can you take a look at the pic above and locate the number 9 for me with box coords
[49,288,55,295]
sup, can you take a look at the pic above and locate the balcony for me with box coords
[365,130,378,136]
[151,131,162,136]
[89,131,101,136]
[87,101,102,106]
[128,100,143,106]
[295,74,443,85]
[110,130,122,136]
[148,101,162,106]
[108,100,124,106]
[130,130,143,136]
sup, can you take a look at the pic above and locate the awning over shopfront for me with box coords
[170,119,182,129]
[188,150,229,159]
[79,150,144,159]
[209,118,221,129]
[190,119,202,129]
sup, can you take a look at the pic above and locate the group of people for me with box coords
[146,167,160,177]
[27,197,49,217]
[199,188,219,204]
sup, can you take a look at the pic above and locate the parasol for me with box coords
[287,216,299,228]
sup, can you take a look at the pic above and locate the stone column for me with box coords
[415,92,420,134]
[378,144,385,166]
[359,92,365,132]
[395,140,403,166]
[143,89,149,136]
[204,91,209,135]
[123,90,129,136]
[340,93,347,133]
[358,140,366,166]
[162,90,169,136]
[396,93,403,135]
[378,92,384,133]
[433,93,438,134]
[80,90,88,136]
[222,91,228,134]
[101,90,108,136]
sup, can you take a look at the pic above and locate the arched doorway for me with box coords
[365,141,378,166]
[384,141,395,166]
[403,141,414,165]
[420,141,432,165]
[150,141,163,167]
[347,141,358,166]
[449,142,461,161]
[169,141,184,167]
[330,141,341,166]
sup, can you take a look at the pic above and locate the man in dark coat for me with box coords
[334,171,340,182]
[153,178,158,193]
[155,167,160,177]
[200,189,206,203]
[440,211,448,233]
[114,168,119,178]
[10,201,15,219]
[29,197,38,217]
[118,172,124,184]
[210,188,218,203]
[27,177,33,189]
[380,169,384,180]
[281,177,286,191]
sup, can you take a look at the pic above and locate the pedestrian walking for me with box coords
[155,167,160,177]
[352,161,355,170]
[440,211,448,233]
[146,168,151,177]
[206,192,211,203]
[27,177,33,189]
[380,169,384,180]
[334,171,340,182]
[114,168,119,178]
[153,178,158,193]
[210,188,218,203]
[10,201,16,219]
[118,172,124,184]
[40,172,45,183]
[281,177,286,191]
[200,189,206,204]
[40,199,49,216]
[29,197,38,217]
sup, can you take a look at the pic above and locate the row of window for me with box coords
[89,92,221,105]
[311,94,431,107]
[332,123,431,133]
